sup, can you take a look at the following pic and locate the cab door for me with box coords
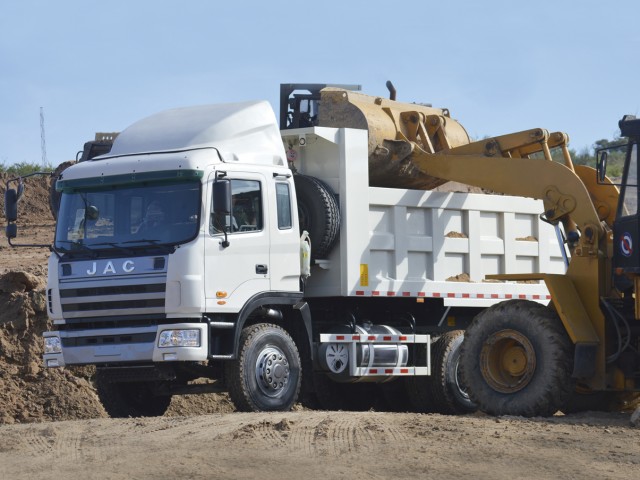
[204,171,270,309]
[613,143,639,290]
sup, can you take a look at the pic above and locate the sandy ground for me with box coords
[1,411,639,480]
[0,175,639,480]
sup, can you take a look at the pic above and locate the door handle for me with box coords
[256,264,268,274]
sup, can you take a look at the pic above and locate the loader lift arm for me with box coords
[402,125,617,388]
[410,127,605,248]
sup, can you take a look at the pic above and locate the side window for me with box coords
[211,179,262,234]
[276,183,292,229]
[621,144,638,217]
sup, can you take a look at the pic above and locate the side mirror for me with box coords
[6,223,17,240]
[213,180,231,214]
[86,205,100,220]
[597,150,608,183]
[4,188,18,222]
[4,171,54,248]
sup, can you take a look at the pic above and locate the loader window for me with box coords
[620,144,638,217]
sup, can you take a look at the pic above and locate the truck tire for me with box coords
[406,331,476,414]
[225,323,301,412]
[294,174,340,260]
[96,373,171,418]
[460,299,574,417]
[49,160,76,220]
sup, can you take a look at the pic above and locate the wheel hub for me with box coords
[480,329,536,394]
[324,343,349,374]
[255,346,290,397]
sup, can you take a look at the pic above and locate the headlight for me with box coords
[158,329,201,348]
[44,336,62,354]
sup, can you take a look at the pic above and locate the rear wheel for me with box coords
[431,331,477,414]
[460,299,574,417]
[225,323,301,412]
[406,331,476,414]
[294,174,340,260]
[96,371,172,418]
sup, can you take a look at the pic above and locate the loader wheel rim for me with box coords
[479,329,536,394]
[255,345,290,398]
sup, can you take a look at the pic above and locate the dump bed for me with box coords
[282,127,566,306]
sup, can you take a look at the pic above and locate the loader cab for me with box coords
[279,83,361,129]
[598,115,640,289]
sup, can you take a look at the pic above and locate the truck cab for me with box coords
[42,101,307,414]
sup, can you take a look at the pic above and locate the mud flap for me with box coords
[572,343,597,378]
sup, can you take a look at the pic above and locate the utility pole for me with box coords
[40,107,48,167]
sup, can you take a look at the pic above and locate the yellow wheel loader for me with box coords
[284,84,640,416]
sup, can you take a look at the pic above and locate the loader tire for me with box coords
[406,331,476,414]
[49,160,76,220]
[294,174,340,260]
[225,323,301,412]
[460,299,574,417]
[96,372,171,418]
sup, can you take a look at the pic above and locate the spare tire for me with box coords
[294,174,340,260]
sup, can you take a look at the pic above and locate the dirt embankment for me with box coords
[0,175,234,425]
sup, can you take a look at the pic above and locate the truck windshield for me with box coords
[54,180,201,252]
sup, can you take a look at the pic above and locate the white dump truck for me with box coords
[5,84,566,416]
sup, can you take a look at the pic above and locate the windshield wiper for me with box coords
[122,239,175,254]
[56,240,98,257]
[90,242,135,255]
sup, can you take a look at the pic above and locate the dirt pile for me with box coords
[0,176,233,424]
[0,270,106,424]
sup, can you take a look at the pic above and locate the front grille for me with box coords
[60,283,165,298]
[59,278,167,319]
[62,332,157,347]
[58,315,169,331]
[63,298,165,313]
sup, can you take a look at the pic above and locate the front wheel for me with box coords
[460,300,574,417]
[225,323,301,412]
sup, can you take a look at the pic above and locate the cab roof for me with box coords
[102,101,286,166]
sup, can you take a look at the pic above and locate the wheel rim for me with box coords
[479,329,536,393]
[255,345,290,398]
[453,357,471,401]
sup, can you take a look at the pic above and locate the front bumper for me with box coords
[43,322,209,368]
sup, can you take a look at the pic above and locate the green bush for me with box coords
[0,162,53,176]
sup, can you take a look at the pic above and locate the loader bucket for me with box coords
[317,88,471,189]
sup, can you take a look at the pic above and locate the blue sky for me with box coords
[1,0,639,166]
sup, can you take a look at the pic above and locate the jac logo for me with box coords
[86,260,135,275]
